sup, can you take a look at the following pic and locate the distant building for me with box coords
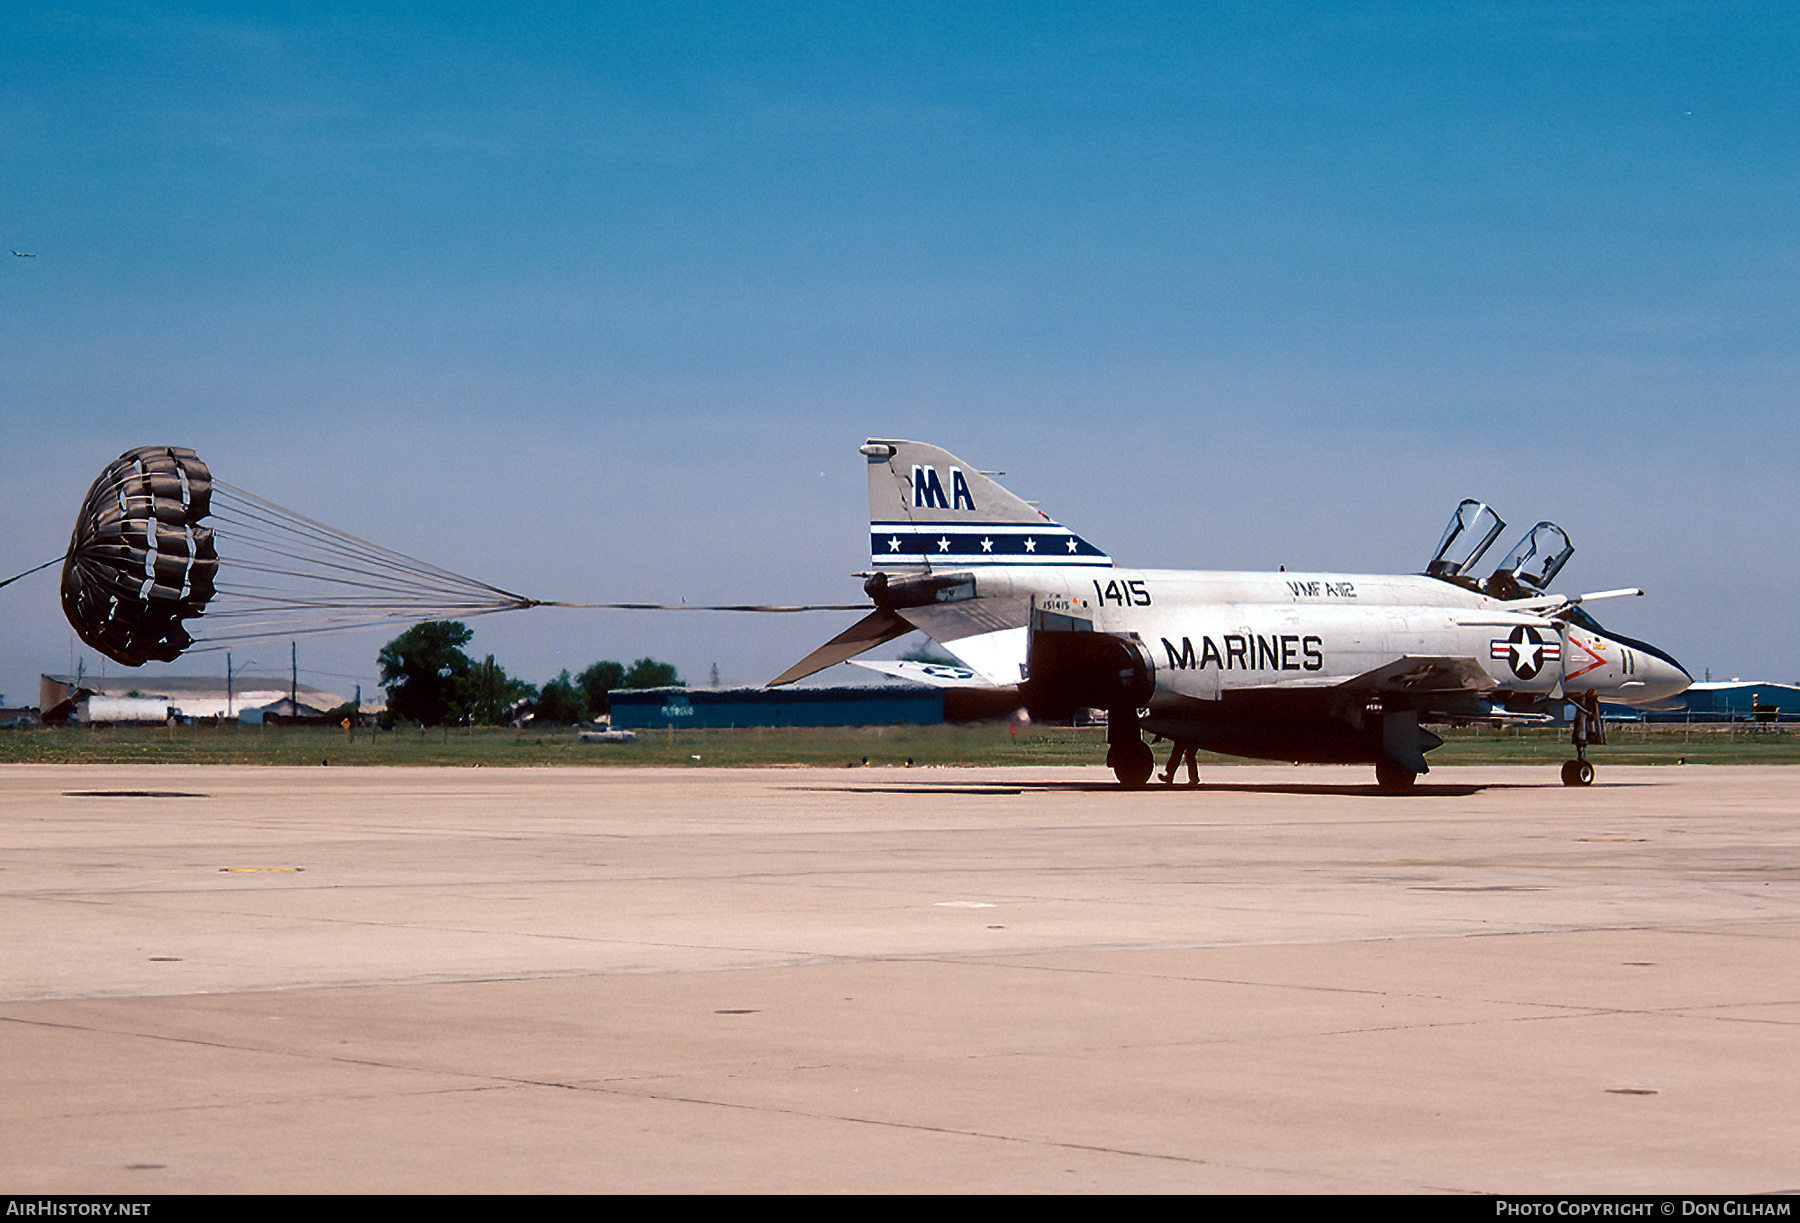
[1640,681,1800,723]
[37,674,357,724]
[608,685,947,730]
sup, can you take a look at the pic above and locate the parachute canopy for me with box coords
[62,446,219,665]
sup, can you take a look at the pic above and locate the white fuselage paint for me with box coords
[898,565,1690,709]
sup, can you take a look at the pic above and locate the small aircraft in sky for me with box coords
[773,439,1691,789]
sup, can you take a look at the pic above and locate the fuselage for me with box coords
[897,563,1691,712]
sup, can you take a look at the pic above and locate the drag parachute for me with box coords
[61,445,534,666]
[56,444,865,668]
[62,446,219,665]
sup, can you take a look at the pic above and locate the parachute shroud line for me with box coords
[58,445,864,667]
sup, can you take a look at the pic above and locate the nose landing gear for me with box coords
[1562,689,1604,786]
[1560,758,1595,787]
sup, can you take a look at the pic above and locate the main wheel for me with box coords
[1560,758,1595,787]
[1108,738,1155,788]
[1375,762,1418,791]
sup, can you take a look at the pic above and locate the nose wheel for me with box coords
[1562,689,1603,786]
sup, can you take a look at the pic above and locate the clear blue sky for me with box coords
[4,1,1795,705]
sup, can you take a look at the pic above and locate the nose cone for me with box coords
[1634,648,1694,707]
[1562,623,1692,708]
[1603,644,1692,709]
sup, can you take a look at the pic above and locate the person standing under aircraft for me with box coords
[1160,739,1199,786]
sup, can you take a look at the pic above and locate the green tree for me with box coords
[622,657,683,689]
[535,669,588,724]
[463,654,535,726]
[378,621,475,725]
[577,660,625,716]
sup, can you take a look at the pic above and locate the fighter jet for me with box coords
[773,439,1691,789]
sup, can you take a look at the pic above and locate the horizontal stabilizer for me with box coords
[768,607,910,687]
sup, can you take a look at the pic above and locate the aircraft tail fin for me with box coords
[860,439,1109,571]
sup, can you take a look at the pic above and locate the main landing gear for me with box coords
[1562,689,1604,787]
[1374,761,1418,791]
[1107,708,1156,788]
[1374,707,1433,792]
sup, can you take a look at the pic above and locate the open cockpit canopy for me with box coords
[1425,500,1574,601]
[1486,521,1574,600]
[1424,499,1506,584]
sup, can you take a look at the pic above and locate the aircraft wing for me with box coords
[848,660,1003,688]
[1334,656,1499,697]
[1156,656,1499,699]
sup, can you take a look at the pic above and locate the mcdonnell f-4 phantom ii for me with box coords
[772,439,1692,789]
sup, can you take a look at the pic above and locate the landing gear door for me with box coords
[1425,499,1506,584]
[1023,595,1154,722]
[1029,596,1093,635]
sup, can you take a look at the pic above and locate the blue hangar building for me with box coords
[608,685,947,730]
[1647,681,1800,723]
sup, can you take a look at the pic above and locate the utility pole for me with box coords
[226,655,258,721]
[290,642,297,708]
